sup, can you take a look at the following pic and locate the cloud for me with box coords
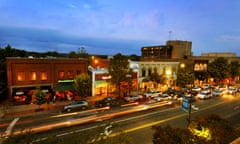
[67,4,77,9]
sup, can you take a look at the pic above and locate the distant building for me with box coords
[6,57,88,104]
[166,40,192,59]
[141,40,192,61]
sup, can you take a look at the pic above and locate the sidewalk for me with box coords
[0,95,113,119]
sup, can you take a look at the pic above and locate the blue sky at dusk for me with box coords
[0,0,240,56]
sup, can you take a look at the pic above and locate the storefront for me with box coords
[11,85,52,105]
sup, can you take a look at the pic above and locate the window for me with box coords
[67,70,74,79]
[40,72,48,80]
[59,71,65,79]
[142,68,146,77]
[17,72,25,81]
[30,72,37,80]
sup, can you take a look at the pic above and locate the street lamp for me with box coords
[179,63,194,126]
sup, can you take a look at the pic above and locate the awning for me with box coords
[53,83,75,92]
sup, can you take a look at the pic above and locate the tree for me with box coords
[78,47,89,58]
[208,57,230,84]
[33,89,48,109]
[74,73,92,97]
[229,61,240,81]
[68,51,78,58]
[108,53,132,98]
[152,114,240,144]
[176,63,194,87]
[188,114,240,143]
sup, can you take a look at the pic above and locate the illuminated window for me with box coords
[59,71,65,79]
[40,72,47,80]
[67,70,74,79]
[17,72,25,81]
[30,72,36,80]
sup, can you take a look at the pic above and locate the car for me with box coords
[227,88,237,95]
[154,94,170,102]
[202,84,211,89]
[95,96,120,108]
[192,86,201,92]
[196,91,212,99]
[63,100,89,112]
[212,89,225,97]
[124,95,143,102]
[219,84,227,91]
[143,91,157,98]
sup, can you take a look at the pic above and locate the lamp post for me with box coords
[179,63,193,126]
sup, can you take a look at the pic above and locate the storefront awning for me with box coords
[53,83,75,92]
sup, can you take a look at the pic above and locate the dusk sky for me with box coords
[0,0,240,56]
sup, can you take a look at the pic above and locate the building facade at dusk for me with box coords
[141,40,192,61]
[6,57,88,104]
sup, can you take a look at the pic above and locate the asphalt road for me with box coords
[1,94,240,143]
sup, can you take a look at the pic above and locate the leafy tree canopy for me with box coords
[108,53,132,97]
[176,63,194,87]
[33,89,48,108]
[74,73,92,97]
[208,57,230,83]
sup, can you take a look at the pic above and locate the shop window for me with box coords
[30,72,36,80]
[58,71,65,79]
[41,72,48,80]
[67,70,74,79]
[17,72,25,81]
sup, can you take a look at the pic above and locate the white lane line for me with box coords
[5,117,19,136]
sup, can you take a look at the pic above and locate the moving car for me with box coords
[63,100,89,112]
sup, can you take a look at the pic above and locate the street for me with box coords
[1,94,240,143]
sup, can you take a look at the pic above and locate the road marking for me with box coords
[109,101,225,137]
[31,100,225,143]
[5,117,19,136]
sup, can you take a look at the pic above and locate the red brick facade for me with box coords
[6,57,89,104]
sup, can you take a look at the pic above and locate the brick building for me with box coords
[6,57,88,104]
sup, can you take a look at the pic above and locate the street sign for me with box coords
[182,97,189,112]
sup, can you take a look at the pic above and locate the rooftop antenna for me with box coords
[168,31,172,40]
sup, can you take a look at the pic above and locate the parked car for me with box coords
[192,86,201,92]
[227,88,237,95]
[95,96,120,108]
[196,91,212,99]
[144,91,159,98]
[124,95,143,102]
[212,89,225,97]
[63,100,89,112]
[154,94,170,102]
[202,84,211,89]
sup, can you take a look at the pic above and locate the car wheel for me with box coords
[67,108,72,112]
[81,106,87,110]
